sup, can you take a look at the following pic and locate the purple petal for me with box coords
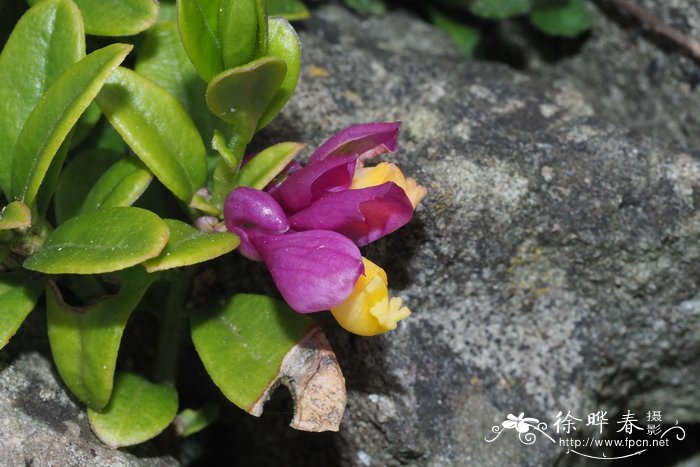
[252,231,364,313]
[263,159,303,192]
[308,122,401,166]
[289,182,414,247]
[270,154,358,213]
[224,187,289,260]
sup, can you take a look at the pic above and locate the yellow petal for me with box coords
[330,257,411,336]
[351,162,427,208]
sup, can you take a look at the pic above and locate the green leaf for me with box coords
[267,0,310,21]
[210,158,237,212]
[191,294,312,411]
[430,8,480,57]
[212,129,241,171]
[143,219,239,272]
[54,148,124,224]
[174,403,220,437]
[206,57,287,167]
[24,206,169,274]
[218,0,259,69]
[96,67,208,202]
[468,0,532,19]
[46,268,156,409]
[88,372,178,447]
[191,294,346,431]
[0,0,84,197]
[35,131,73,217]
[135,21,218,143]
[257,17,301,130]
[28,0,159,36]
[206,57,286,127]
[11,43,132,206]
[177,0,223,81]
[235,142,305,189]
[530,0,592,37]
[0,272,44,350]
[91,120,128,153]
[159,1,177,21]
[79,158,153,214]
[343,0,386,15]
[0,201,31,230]
[70,102,102,150]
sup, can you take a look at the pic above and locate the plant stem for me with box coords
[153,267,197,385]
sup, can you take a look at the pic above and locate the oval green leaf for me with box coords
[192,294,346,431]
[54,148,124,224]
[530,0,593,37]
[96,67,208,202]
[135,21,219,143]
[0,272,44,350]
[206,57,286,168]
[88,371,179,448]
[177,0,223,81]
[30,0,159,36]
[143,219,238,272]
[80,158,152,214]
[46,268,156,409]
[235,142,304,189]
[11,43,132,206]
[0,0,84,197]
[256,17,301,130]
[206,57,287,127]
[0,201,31,230]
[469,0,532,19]
[191,294,313,412]
[24,206,169,274]
[174,403,219,437]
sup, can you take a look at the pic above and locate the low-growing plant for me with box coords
[0,0,424,447]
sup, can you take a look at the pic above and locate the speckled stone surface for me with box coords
[0,349,177,466]
[527,0,700,150]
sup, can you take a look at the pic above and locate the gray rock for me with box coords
[0,324,177,466]
[257,4,700,466]
[526,0,700,150]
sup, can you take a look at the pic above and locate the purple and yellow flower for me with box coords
[224,187,363,313]
[224,122,426,334]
